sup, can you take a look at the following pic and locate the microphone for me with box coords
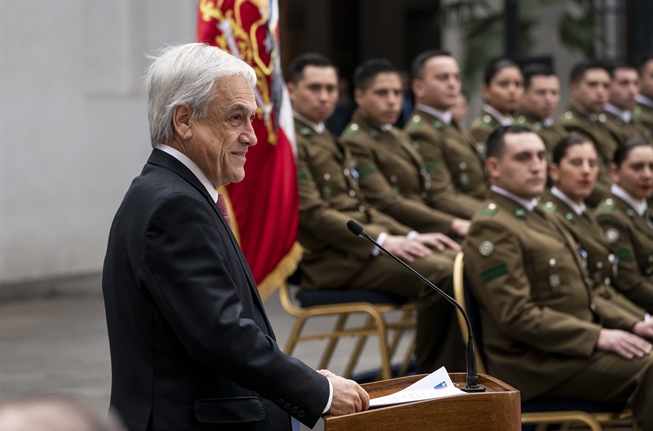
[346,220,485,393]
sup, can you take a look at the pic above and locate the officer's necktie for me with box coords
[216,195,231,227]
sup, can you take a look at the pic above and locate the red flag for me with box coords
[197,0,301,300]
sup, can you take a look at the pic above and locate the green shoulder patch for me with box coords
[407,115,423,130]
[563,211,575,222]
[597,198,616,213]
[341,124,360,138]
[432,120,443,129]
[297,170,308,180]
[299,126,312,137]
[480,262,508,283]
[513,206,527,219]
[424,161,438,171]
[480,203,499,218]
[541,201,557,213]
[614,247,633,260]
[633,106,642,120]
[624,207,636,218]
[358,165,375,179]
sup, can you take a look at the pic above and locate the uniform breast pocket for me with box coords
[528,255,571,302]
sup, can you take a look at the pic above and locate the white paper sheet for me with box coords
[369,366,465,408]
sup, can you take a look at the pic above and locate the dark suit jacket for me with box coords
[102,149,329,431]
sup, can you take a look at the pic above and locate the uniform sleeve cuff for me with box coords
[372,232,388,256]
[406,231,419,240]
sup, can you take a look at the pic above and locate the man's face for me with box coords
[571,68,610,113]
[487,132,547,199]
[609,68,639,110]
[288,65,339,123]
[186,75,258,187]
[412,56,461,111]
[355,72,403,125]
[521,75,560,120]
[640,60,653,99]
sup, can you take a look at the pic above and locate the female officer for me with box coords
[596,139,653,314]
[541,133,646,318]
[468,58,523,155]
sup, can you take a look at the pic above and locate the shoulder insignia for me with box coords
[424,161,438,171]
[564,111,573,120]
[605,228,619,243]
[598,198,616,213]
[432,120,443,129]
[412,141,421,152]
[598,113,607,123]
[633,106,642,120]
[624,207,636,218]
[407,116,422,130]
[479,240,494,256]
[369,128,380,138]
[541,201,557,213]
[563,211,575,222]
[480,262,508,283]
[476,141,487,155]
[513,206,527,219]
[481,115,492,125]
[299,126,313,137]
[516,115,526,124]
[341,123,360,138]
[533,122,542,130]
[480,203,499,218]
[614,247,633,260]
[297,170,308,180]
[321,186,332,197]
[358,164,375,179]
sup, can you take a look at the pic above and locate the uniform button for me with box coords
[459,161,467,170]
[608,254,615,263]
[284,402,292,410]
[488,203,497,210]
[483,115,492,123]
[349,190,356,197]
[390,175,397,182]
[412,115,421,122]
[585,277,592,285]
[549,258,556,267]
[582,261,587,268]
[277,398,284,405]
[350,123,359,131]
[343,168,349,176]
[323,173,330,180]
[297,411,305,418]
[420,192,427,199]
[291,406,299,414]
[605,198,613,205]
[604,277,611,286]
[358,205,365,212]
[590,303,596,311]
[425,182,431,189]
[596,261,603,268]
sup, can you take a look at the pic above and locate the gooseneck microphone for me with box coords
[346,220,485,393]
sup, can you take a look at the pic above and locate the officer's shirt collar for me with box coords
[551,186,586,216]
[483,104,514,126]
[416,104,452,125]
[158,144,218,202]
[491,185,538,211]
[636,94,653,108]
[611,184,647,216]
[294,112,326,134]
[574,104,599,122]
[604,103,632,123]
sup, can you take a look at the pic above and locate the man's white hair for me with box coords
[144,43,257,147]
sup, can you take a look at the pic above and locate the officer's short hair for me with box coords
[613,138,651,167]
[354,58,398,91]
[604,59,637,79]
[486,125,533,160]
[410,49,454,80]
[569,59,609,84]
[287,53,337,85]
[638,54,653,75]
[551,132,595,166]
[522,64,556,90]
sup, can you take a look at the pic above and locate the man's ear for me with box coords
[172,104,193,140]
[549,163,560,183]
[485,156,500,181]
[287,82,296,102]
[411,78,423,99]
[353,88,364,106]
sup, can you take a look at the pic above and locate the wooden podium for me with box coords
[312,373,521,431]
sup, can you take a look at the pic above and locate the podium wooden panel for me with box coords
[323,373,520,431]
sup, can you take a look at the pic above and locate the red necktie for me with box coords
[216,195,231,227]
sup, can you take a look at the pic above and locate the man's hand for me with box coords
[318,370,369,416]
[596,328,652,359]
[633,320,653,341]
[383,236,431,262]
[450,218,471,237]
[414,233,461,252]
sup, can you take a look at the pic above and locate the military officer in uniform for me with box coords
[340,58,472,236]
[596,139,653,314]
[514,64,568,156]
[463,126,653,430]
[603,62,651,143]
[403,50,487,220]
[635,55,653,135]
[287,53,466,373]
[468,58,523,155]
[541,133,646,319]
[557,60,618,207]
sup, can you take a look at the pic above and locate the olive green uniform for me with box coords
[463,191,653,430]
[295,118,465,372]
[602,109,651,144]
[540,190,646,318]
[404,108,487,219]
[595,194,653,314]
[557,105,618,207]
[514,110,568,156]
[468,108,503,156]
[339,110,459,231]
[634,97,653,137]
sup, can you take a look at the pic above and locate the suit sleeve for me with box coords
[463,218,601,357]
[142,193,329,427]
[344,136,455,234]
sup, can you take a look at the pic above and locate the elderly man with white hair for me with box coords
[102,43,368,431]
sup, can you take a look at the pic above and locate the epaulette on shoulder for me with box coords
[541,201,557,214]
[341,123,360,139]
[407,114,423,130]
[560,111,575,123]
[479,202,499,218]
[298,126,313,137]
[597,198,616,213]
